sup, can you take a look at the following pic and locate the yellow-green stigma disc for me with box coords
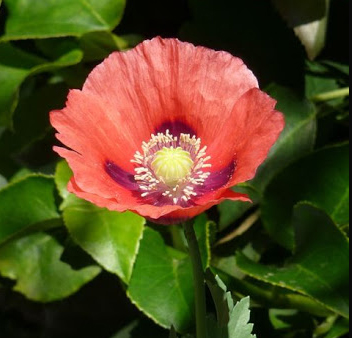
[151,147,194,186]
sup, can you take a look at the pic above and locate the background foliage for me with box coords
[0,0,349,337]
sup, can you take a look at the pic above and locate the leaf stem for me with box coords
[183,220,207,338]
[312,87,349,102]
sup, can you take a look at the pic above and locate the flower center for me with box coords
[151,147,194,186]
[131,130,211,205]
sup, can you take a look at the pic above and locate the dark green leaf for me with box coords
[2,0,126,40]
[0,43,82,128]
[252,84,317,193]
[237,203,349,318]
[219,85,316,230]
[169,326,178,338]
[111,319,169,338]
[214,269,333,317]
[79,32,142,61]
[0,175,59,245]
[63,197,145,284]
[0,82,69,177]
[127,227,194,333]
[0,232,101,302]
[262,143,349,249]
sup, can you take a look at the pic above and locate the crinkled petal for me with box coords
[82,37,258,155]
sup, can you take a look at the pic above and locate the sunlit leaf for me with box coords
[127,227,194,333]
[1,0,126,41]
[0,232,101,302]
[237,203,349,318]
[63,197,145,284]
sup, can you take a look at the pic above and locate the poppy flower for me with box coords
[50,37,285,224]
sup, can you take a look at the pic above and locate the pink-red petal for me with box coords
[82,37,258,152]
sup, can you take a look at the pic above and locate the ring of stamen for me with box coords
[131,130,211,205]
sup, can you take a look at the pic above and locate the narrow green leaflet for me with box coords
[206,273,256,338]
[325,318,349,338]
[237,203,349,318]
[0,232,101,302]
[0,175,59,246]
[127,227,194,333]
[193,213,214,270]
[2,0,126,40]
[0,43,82,128]
[63,197,145,284]
[262,143,349,249]
[55,160,73,200]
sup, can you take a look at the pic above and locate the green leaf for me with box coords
[63,197,145,284]
[262,143,349,249]
[0,43,82,128]
[206,273,256,338]
[0,232,100,302]
[237,203,349,318]
[272,0,329,60]
[127,227,194,333]
[324,318,349,338]
[2,0,126,41]
[0,175,59,246]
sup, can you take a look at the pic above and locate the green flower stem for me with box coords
[312,87,349,102]
[183,220,207,338]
